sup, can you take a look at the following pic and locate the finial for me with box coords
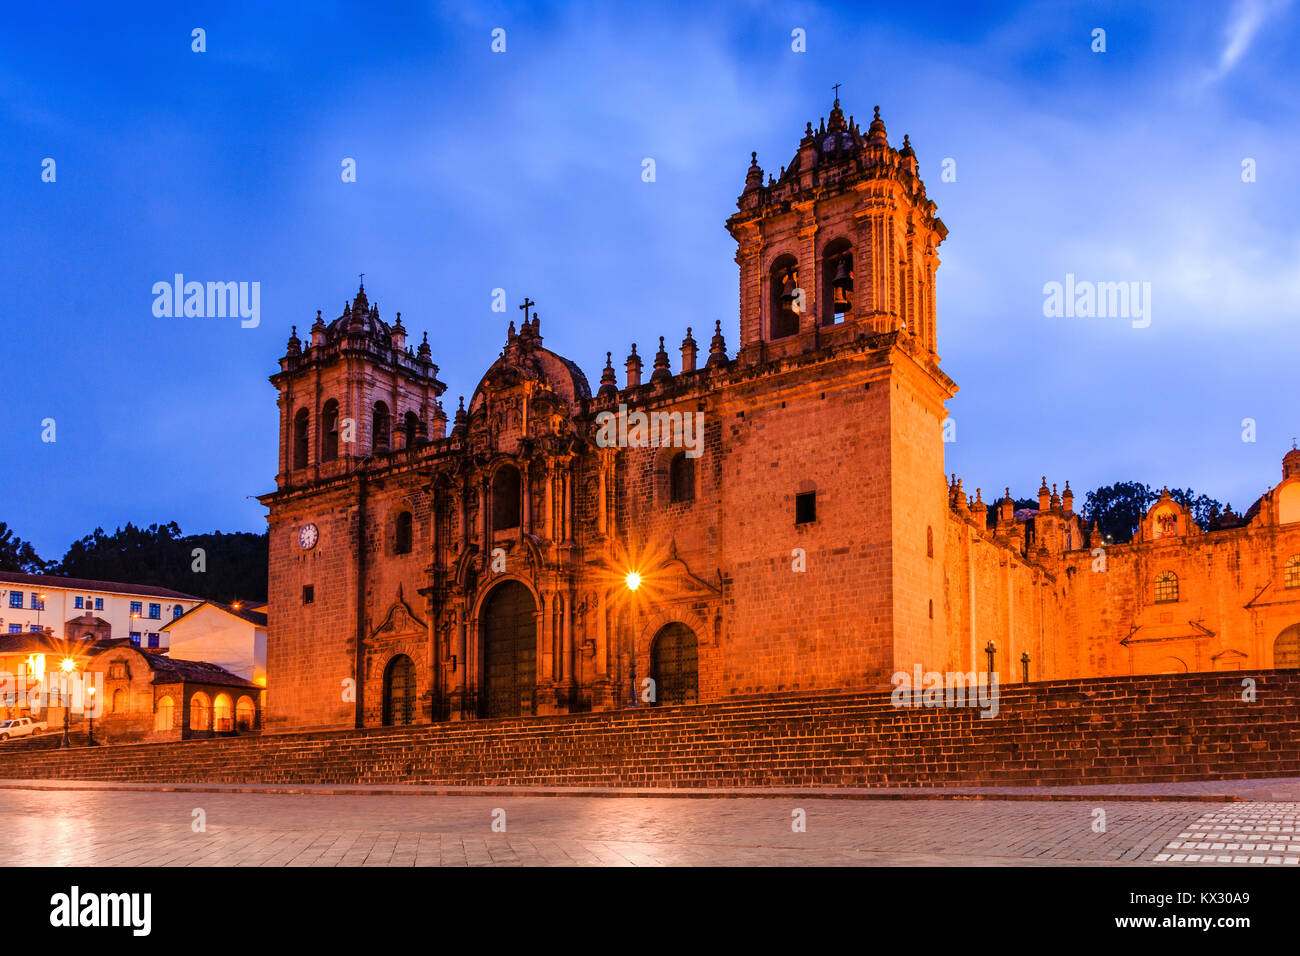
[291,325,297,336]
[750,151,757,165]
[873,105,880,120]
[605,351,613,367]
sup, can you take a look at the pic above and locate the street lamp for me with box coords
[60,657,75,748]
[36,592,46,630]
[85,684,96,746]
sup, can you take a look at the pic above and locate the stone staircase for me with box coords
[0,671,1296,788]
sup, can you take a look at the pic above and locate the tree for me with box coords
[0,523,50,573]
[1082,482,1226,543]
[1081,482,1155,544]
[49,523,267,603]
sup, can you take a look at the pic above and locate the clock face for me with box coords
[298,523,319,550]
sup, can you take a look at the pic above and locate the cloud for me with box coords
[1207,0,1292,82]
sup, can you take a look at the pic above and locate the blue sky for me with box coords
[2,0,1298,559]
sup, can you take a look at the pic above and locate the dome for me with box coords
[328,281,392,341]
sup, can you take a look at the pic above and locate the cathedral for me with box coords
[259,97,1300,732]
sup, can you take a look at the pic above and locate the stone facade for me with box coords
[259,96,1300,733]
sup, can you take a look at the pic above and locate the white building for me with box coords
[0,572,203,651]
[162,600,267,685]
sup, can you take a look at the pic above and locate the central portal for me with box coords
[481,580,537,718]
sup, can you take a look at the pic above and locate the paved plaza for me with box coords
[2,782,1299,866]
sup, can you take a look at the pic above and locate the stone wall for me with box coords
[2,673,1295,789]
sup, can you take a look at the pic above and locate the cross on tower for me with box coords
[359,273,364,286]
[519,297,535,322]
[832,82,841,101]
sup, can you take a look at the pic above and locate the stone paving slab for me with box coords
[3,784,1296,866]
[6,776,1299,801]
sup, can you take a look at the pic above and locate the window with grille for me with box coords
[1154,571,1179,604]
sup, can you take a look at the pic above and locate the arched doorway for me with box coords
[383,655,416,726]
[650,623,698,706]
[481,581,536,718]
[1274,625,1300,669]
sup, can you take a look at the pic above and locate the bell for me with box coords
[832,257,853,293]
[779,273,797,305]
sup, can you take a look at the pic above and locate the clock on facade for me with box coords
[298,523,319,550]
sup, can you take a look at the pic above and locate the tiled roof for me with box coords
[147,656,259,689]
[0,571,201,601]
[162,600,267,630]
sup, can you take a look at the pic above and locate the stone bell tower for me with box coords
[726,97,946,366]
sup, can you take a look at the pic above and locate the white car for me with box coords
[0,718,47,740]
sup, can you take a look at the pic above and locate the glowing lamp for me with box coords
[624,571,642,591]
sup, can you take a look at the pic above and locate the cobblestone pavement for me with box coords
[5,786,1299,866]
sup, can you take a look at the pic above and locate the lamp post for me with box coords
[623,570,642,708]
[984,641,996,678]
[36,592,45,630]
[1021,652,1031,683]
[86,684,96,746]
[60,657,75,748]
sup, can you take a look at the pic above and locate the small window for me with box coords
[30,593,44,610]
[795,491,817,525]
[293,408,310,469]
[172,604,183,618]
[395,510,413,555]
[926,526,934,558]
[148,603,161,619]
[28,624,41,633]
[1285,555,1300,589]
[493,466,521,530]
[129,600,142,615]
[373,402,391,454]
[669,453,695,504]
[7,624,19,634]
[321,399,340,462]
[94,598,103,610]
[74,596,84,609]
[303,585,315,605]
[1154,571,1179,604]
[9,592,23,609]
[129,632,141,645]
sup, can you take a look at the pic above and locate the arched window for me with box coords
[172,604,183,619]
[669,452,695,504]
[235,696,256,731]
[1154,571,1179,604]
[1285,555,1300,589]
[395,510,413,555]
[403,411,421,448]
[111,688,126,713]
[292,408,309,470]
[189,692,211,731]
[155,696,174,731]
[321,399,340,462]
[373,401,391,454]
[383,655,416,726]
[213,693,234,732]
[769,255,800,339]
[493,465,521,530]
[1275,625,1300,669]
[821,239,853,325]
